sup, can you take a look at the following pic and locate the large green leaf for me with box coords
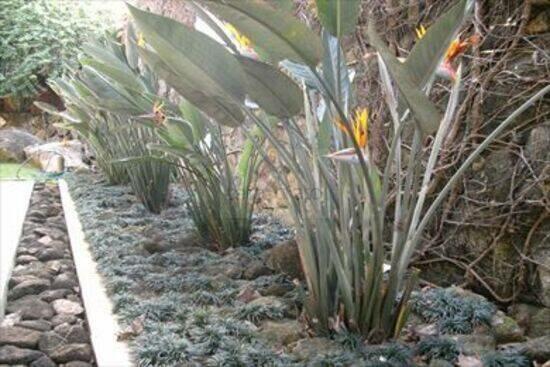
[128,4,247,104]
[194,0,323,66]
[138,47,244,127]
[237,56,303,118]
[315,0,361,38]
[367,22,442,135]
[405,0,474,88]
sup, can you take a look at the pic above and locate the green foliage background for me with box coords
[0,0,107,98]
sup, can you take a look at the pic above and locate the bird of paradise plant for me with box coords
[128,0,549,341]
[326,107,369,163]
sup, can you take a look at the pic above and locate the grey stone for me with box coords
[0,326,41,348]
[51,314,77,327]
[291,337,343,361]
[29,355,57,367]
[528,307,550,338]
[49,344,92,363]
[52,299,83,316]
[64,362,93,367]
[0,345,44,364]
[16,320,52,332]
[257,320,303,346]
[51,273,78,290]
[38,332,64,353]
[16,255,39,265]
[9,275,42,289]
[503,336,550,362]
[0,128,42,162]
[8,279,51,301]
[243,261,271,280]
[53,323,89,343]
[455,334,496,356]
[266,239,304,279]
[490,311,524,343]
[39,289,71,303]
[6,297,54,320]
[37,248,64,262]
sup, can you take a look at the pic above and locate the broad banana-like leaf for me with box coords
[157,118,196,150]
[193,0,323,66]
[34,102,81,123]
[125,23,140,70]
[138,47,244,127]
[179,100,207,143]
[405,0,474,88]
[280,60,322,90]
[237,56,303,118]
[128,4,247,106]
[315,0,361,38]
[322,31,352,110]
[367,22,442,135]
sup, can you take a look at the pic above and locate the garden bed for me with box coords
[61,172,548,367]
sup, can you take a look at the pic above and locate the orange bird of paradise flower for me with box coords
[415,25,479,81]
[326,108,369,164]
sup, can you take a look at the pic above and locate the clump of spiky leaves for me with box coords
[36,25,171,213]
[308,352,358,367]
[362,343,413,367]
[411,288,495,333]
[150,100,262,249]
[136,326,192,367]
[416,337,459,363]
[234,301,285,324]
[481,351,530,367]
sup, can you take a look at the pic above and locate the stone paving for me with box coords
[0,183,95,366]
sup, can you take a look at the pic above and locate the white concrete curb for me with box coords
[0,180,34,320]
[58,179,134,367]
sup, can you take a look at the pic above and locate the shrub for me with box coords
[0,0,106,99]
[151,100,262,249]
[481,351,530,367]
[416,337,459,363]
[37,27,172,213]
[411,288,495,333]
[128,0,550,341]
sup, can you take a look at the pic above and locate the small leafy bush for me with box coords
[416,337,459,363]
[0,0,106,98]
[481,351,530,367]
[411,288,495,333]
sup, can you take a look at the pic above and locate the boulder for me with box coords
[0,345,44,364]
[257,320,303,346]
[15,320,52,332]
[53,323,89,343]
[502,335,550,362]
[454,334,496,356]
[51,299,84,316]
[290,337,343,361]
[6,297,54,320]
[266,239,304,280]
[24,140,88,173]
[51,273,78,290]
[490,311,524,343]
[38,332,64,353]
[8,279,51,301]
[49,343,93,363]
[0,128,42,162]
[0,326,41,348]
[529,307,550,338]
[29,355,57,367]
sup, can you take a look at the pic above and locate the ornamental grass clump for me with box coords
[128,0,550,342]
[36,27,172,213]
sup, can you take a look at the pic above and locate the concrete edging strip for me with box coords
[0,180,34,320]
[58,179,134,367]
